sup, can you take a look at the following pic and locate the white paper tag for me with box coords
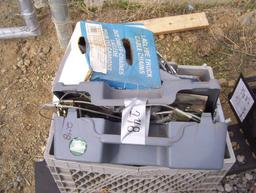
[230,78,254,122]
[86,23,107,74]
[121,98,150,145]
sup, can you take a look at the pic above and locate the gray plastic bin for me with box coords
[44,99,235,193]
[45,64,234,193]
[51,64,227,170]
[54,110,227,170]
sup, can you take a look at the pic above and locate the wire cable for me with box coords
[60,99,113,111]
[55,104,121,120]
[39,105,55,120]
[59,92,91,101]
[154,110,173,115]
[39,101,200,123]
[147,104,201,122]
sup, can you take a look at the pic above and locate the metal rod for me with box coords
[48,0,72,48]
[0,0,40,39]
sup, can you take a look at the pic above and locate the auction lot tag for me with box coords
[230,78,255,122]
[121,98,149,144]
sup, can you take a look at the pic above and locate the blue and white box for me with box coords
[58,21,161,89]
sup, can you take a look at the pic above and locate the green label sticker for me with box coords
[69,137,87,156]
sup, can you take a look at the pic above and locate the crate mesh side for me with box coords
[44,87,235,193]
[47,161,232,193]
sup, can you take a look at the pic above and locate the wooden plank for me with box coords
[135,12,209,34]
[129,0,232,3]
[84,0,233,8]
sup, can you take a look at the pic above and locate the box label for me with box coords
[85,23,107,74]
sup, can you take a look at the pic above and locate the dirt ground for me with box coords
[0,1,256,193]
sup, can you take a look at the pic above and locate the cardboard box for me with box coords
[58,21,161,89]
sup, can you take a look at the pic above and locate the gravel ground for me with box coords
[220,170,256,193]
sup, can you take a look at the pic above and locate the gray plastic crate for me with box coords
[45,65,236,193]
[52,64,227,170]
[44,101,235,193]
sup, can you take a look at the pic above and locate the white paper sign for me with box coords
[230,78,254,122]
[121,98,150,145]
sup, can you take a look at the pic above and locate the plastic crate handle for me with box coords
[99,123,196,147]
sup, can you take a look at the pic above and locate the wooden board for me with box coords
[135,12,209,35]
